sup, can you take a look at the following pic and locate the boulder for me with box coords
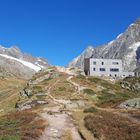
[20,88,32,97]
[64,100,85,109]
[120,80,140,94]
[17,100,48,111]
[119,98,140,109]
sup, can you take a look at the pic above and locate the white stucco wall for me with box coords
[89,58,123,77]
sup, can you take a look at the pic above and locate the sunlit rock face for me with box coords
[68,18,140,72]
[0,46,49,79]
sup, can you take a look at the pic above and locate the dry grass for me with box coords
[1,72,139,140]
[0,77,26,116]
[0,77,47,139]
[71,110,95,140]
[72,76,139,108]
[0,109,47,139]
[50,75,76,99]
[96,89,137,107]
[84,110,140,140]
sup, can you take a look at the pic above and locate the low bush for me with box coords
[97,90,136,107]
[76,75,85,79]
[83,89,96,96]
[32,86,43,94]
[89,77,111,89]
[0,110,46,139]
[41,78,53,84]
[0,135,21,140]
[84,111,140,140]
[58,87,66,91]
[83,107,98,113]
[124,77,140,84]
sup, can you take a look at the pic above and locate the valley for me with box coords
[0,67,140,140]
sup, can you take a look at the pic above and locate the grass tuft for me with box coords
[83,89,96,96]
[83,106,98,113]
[0,135,21,140]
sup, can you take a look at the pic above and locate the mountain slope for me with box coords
[68,46,94,69]
[0,46,49,79]
[68,18,140,71]
[5,67,140,140]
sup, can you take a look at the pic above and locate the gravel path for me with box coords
[67,76,87,94]
[39,76,83,140]
[39,106,83,140]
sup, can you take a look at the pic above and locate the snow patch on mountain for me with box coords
[129,23,135,27]
[35,62,44,69]
[108,40,114,45]
[0,54,41,72]
[117,33,123,39]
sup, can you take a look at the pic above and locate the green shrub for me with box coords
[97,90,136,107]
[0,135,21,140]
[0,119,20,129]
[83,89,96,95]
[41,78,53,84]
[32,86,43,93]
[88,77,101,83]
[88,77,120,90]
[124,77,140,83]
[58,87,66,91]
[84,107,98,113]
[76,75,85,79]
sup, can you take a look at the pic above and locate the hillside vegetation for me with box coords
[0,77,26,116]
[0,69,140,140]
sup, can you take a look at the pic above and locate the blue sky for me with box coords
[0,0,140,66]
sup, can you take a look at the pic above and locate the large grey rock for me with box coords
[20,88,32,97]
[64,100,85,109]
[120,78,140,94]
[119,98,140,109]
[17,100,48,111]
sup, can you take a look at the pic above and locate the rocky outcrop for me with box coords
[16,100,48,111]
[120,81,140,93]
[20,88,32,97]
[68,18,140,71]
[120,77,140,94]
[16,68,60,111]
[119,98,140,109]
[64,100,85,109]
[0,67,13,77]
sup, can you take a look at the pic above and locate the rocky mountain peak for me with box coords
[68,45,94,68]
[86,45,94,50]
[68,18,140,72]
[10,46,20,51]
[0,45,49,79]
[82,45,94,57]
